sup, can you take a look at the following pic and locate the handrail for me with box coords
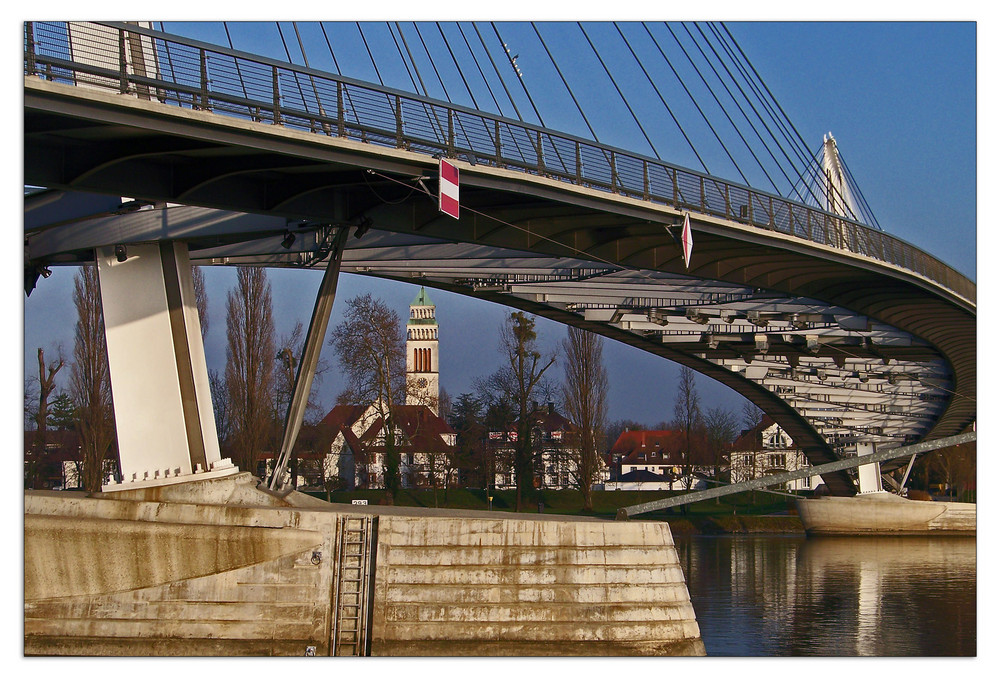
[23,21,975,306]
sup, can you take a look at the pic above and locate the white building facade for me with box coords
[729,419,820,491]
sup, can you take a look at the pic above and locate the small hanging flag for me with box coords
[681,212,694,269]
[439,158,459,219]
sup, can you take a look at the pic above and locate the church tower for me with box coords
[406,287,440,414]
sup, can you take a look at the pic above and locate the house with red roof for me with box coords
[728,415,819,490]
[605,429,713,491]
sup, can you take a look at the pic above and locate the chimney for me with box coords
[547,402,554,414]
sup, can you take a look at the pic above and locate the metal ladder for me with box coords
[331,515,375,656]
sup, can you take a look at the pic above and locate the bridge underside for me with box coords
[25,78,975,497]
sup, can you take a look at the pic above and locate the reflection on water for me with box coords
[674,535,976,656]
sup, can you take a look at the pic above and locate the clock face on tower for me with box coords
[416,377,428,388]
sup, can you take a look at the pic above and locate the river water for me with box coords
[673,534,976,656]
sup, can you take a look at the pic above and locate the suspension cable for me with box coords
[292,22,331,131]
[492,23,547,127]
[671,22,782,195]
[355,22,385,87]
[437,23,478,108]
[318,22,369,134]
[222,22,251,106]
[386,22,421,92]
[839,149,882,229]
[386,22,449,145]
[469,23,530,166]
[529,22,595,140]
[692,22,808,203]
[708,24,815,184]
[708,22,838,213]
[578,22,660,159]
[719,23,820,175]
[157,22,179,100]
[412,22,477,155]
[275,22,312,117]
[706,27,826,211]
[456,22,504,116]
[456,23,532,168]
[318,24,344,75]
[614,22,710,174]
[473,22,525,122]
[414,22,452,99]
[643,23,751,187]
[438,23,504,161]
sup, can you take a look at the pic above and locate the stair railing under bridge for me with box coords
[24,21,974,306]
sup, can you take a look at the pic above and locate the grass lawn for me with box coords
[306,486,800,521]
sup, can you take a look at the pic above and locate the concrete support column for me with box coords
[855,442,883,494]
[96,242,233,490]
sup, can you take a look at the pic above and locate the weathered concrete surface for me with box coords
[371,516,704,656]
[24,513,323,600]
[25,475,704,656]
[796,493,976,535]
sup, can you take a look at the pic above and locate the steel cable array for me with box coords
[23,21,969,302]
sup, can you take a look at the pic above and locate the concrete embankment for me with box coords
[24,473,705,656]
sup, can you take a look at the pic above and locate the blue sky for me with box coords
[19,17,980,429]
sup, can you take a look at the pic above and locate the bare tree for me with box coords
[192,264,209,338]
[704,406,739,481]
[929,433,976,500]
[606,419,648,449]
[275,321,330,426]
[26,348,65,488]
[208,369,231,446]
[273,320,332,487]
[673,366,703,490]
[70,266,115,492]
[33,348,65,442]
[561,326,608,512]
[224,267,275,475]
[742,399,764,432]
[24,377,39,431]
[329,293,410,503]
[477,312,555,512]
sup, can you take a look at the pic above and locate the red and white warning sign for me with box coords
[439,158,459,219]
[681,212,694,269]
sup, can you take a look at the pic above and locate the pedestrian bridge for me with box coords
[23,22,975,497]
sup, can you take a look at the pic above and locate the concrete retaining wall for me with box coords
[24,477,704,656]
[372,516,703,655]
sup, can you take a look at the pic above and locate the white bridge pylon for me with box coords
[97,241,235,490]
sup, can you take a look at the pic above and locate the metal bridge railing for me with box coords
[24,21,975,306]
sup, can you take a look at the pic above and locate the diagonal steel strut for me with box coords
[267,226,351,491]
[615,431,976,519]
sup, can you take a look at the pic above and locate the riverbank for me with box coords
[666,515,805,535]
[309,487,807,535]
